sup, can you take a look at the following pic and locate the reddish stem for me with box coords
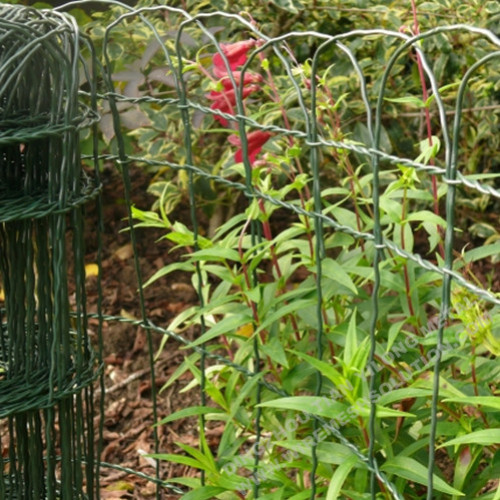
[258,199,302,341]
[410,0,445,259]
[258,52,315,259]
[238,216,260,328]
[238,215,280,378]
[221,334,234,362]
[400,184,426,358]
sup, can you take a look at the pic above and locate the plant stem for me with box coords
[258,198,302,341]
[410,0,445,259]
[259,51,315,259]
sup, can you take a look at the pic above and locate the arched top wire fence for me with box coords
[1,1,499,498]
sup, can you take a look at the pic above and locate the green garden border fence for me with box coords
[0,4,102,499]
[1,1,500,498]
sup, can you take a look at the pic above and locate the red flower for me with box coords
[206,85,260,126]
[207,39,263,130]
[213,40,257,72]
[228,131,272,165]
[215,70,263,90]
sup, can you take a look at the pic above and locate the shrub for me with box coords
[76,1,500,497]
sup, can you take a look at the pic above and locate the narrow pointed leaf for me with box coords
[438,429,500,448]
[155,406,224,425]
[381,456,464,496]
[326,455,358,500]
[257,396,413,419]
[187,315,252,347]
[442,396,500,410]
[181,486,226,500]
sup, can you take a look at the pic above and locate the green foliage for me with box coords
[78,0,500,232]
[133,147,499,498]
[74,0,500,497]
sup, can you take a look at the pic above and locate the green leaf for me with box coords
[167,477,199,488]
[492,486,500,500]
[330,206,358,230]
[290,351,353,400]
[155,406,224,426]
[424,81,460,107]
[453,446,475,494]
[379,196,403,223]
[288,491,313,500]
[143,261,193,288]
[187,315,253,347]
[366,405,414,419]
[276,441,357,465]
[484,0,500,13]
[68,7,92,25]
[212,213,247,240]
[442,396,500,410]
[376,388,433,406]
[326,456,358,500]
[438,429,500,448]
[260,336,289,368]
[257,396,413,419]
[405,210,446,228]
[384,96,425,108]
[148,453,204,470]
[175,441,217,474]
[386,320,406,352]
[269,0,304,13]
[349,337,370,377]
[257,396,347,419]
[187,247,241,262]
[229,372,265,419]
[159,351,200,391]
[181,486,227,500]
[321,258,358,295]
[419,2,442,11]
[411,375,466,399]
[353,122,392,153]
[469,222,498,239]
[344,311,358,366]
[422,220,442,252]
[416,136,441,164]
[460,243,500,264]
[165,305,199,336]
[179,358,229,411]
[381,456,464,496]
[165,222,212,249]
[256,299,316,336]
[131,205,169,229]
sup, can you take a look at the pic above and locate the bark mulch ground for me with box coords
[86,165,201,499]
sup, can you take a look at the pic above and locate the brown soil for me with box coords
[86,165,200,499]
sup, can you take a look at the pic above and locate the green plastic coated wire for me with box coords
[0,4,102,499]
[3,2,499,498]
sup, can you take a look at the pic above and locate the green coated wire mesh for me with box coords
[1,1,500,498]
[0,4,102,499]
